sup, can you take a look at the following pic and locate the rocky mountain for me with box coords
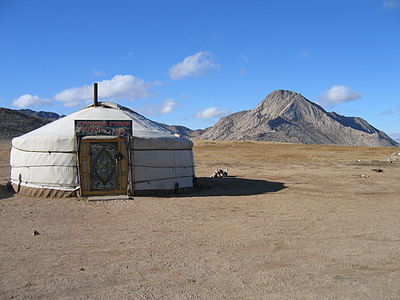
[196,90,398,147]
[18,109,62,120]
[0,108,51,138]
[155,122,196,138]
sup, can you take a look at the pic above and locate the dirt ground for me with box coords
[1,139,400,299]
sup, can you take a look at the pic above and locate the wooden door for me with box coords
[78,137,128,196]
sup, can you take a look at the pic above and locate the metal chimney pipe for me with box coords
[93,83,98,106]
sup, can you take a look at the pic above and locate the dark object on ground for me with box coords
[32,231,40,236]
[210,169,229,178]
[6,181,14,192]
[372,168,383,172]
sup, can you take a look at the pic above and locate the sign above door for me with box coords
[75,120,132,138]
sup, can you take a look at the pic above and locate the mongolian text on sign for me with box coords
[75,120,133,137]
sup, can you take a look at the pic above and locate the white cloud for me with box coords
[54,75,153,107]
[122,51,134,59]
[12,94,51,108]
[195,107,229,119]
[168,51,218,80]
[136,105,156,115]
[298,50,311,57]
[239,54,249,62]
[383,0,400,8]
[137,98,180,115]
[319,85,362,107]
[378,105,400,116]
[160,98,179,114]
[378,109,395,116]
[92,70,104,77]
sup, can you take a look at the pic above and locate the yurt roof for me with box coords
[12,102,183,152]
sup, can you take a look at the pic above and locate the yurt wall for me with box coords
[10,145,78,192]
[131,137,195,193]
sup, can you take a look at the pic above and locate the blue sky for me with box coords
[0,0,399,140]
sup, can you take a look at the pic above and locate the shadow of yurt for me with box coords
[0,184,14,200]
[171,177,285,197]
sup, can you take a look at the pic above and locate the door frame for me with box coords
[78,137,129,196]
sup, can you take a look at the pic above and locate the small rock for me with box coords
[360,174,368,178]
[32,230,40,236]
[210,168,229,178]
[80,268,85,271]
[371,168,383,172]
[387,152,400,163]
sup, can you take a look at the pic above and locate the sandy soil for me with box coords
[1,139,400,299]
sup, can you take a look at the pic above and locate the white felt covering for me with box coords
[10,103,195,192]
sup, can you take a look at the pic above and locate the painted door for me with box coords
[79,138,128,196]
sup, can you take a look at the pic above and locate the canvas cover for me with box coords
[10,103,195,194]
[12,104,177,152]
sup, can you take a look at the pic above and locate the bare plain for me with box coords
[1,139,399,299]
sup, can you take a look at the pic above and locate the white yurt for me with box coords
[10,100,195,197]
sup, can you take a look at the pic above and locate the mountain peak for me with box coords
[261,89,312,107]
[254,89,313,119]
[268,89,302,98]
[197,90,398,147]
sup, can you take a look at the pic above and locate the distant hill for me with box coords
[196,90,398,147]
[18,109,62,120]
[155,122,195,137]
[0,108,51,138]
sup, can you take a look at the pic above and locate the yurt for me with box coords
[10,92,195,197]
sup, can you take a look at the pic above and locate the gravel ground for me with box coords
[1,140,399,299]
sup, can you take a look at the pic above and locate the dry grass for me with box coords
[193,139,397,167]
